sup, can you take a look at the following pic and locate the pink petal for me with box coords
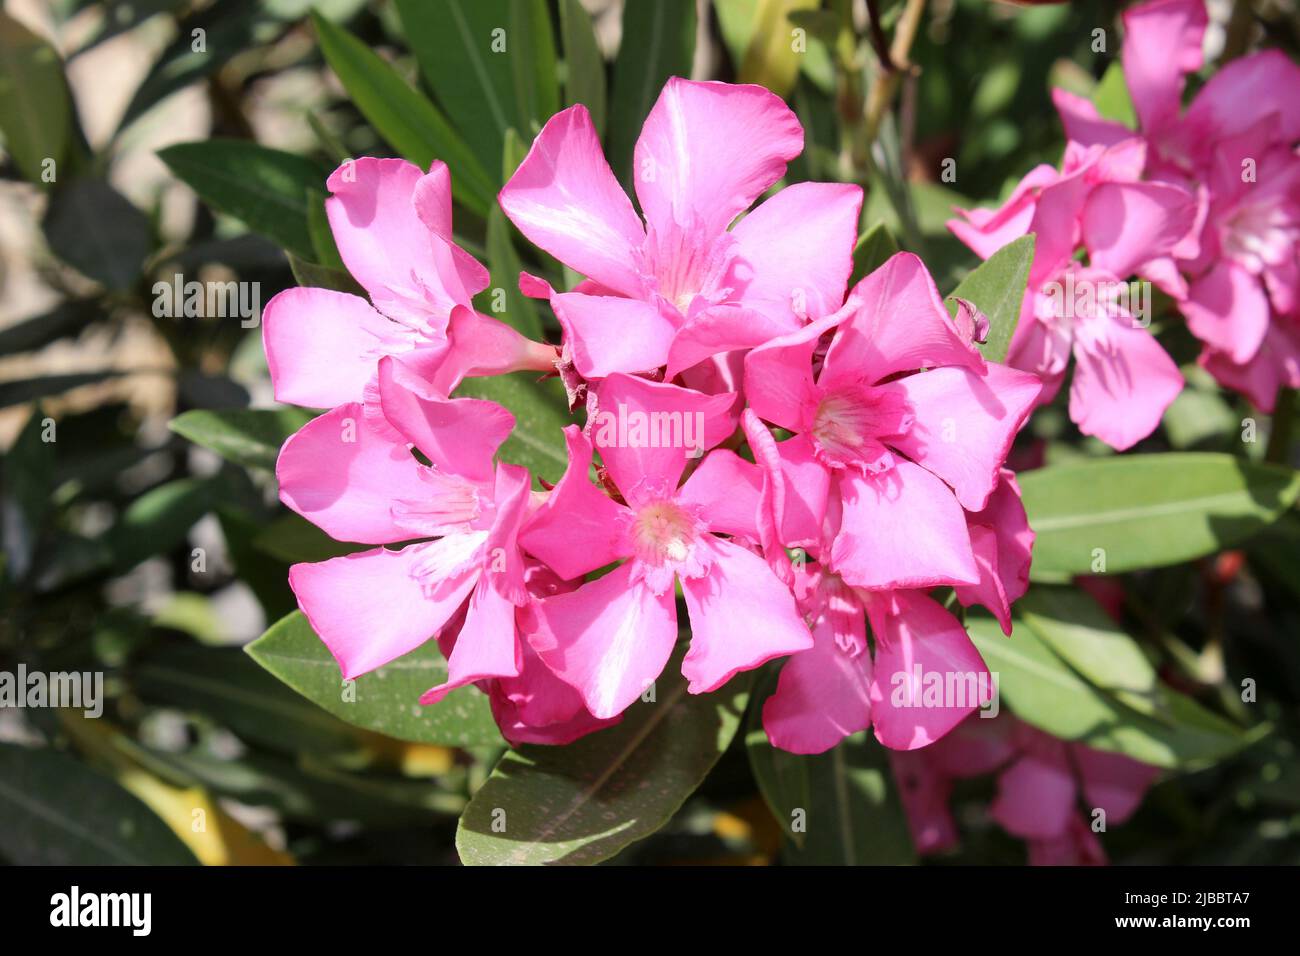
[1120,0,1207,136]
[821,253,984,388]
[762,575,871,754]
[1073,744,1159,826]
[676,448,762,540]
[520,426,631,580]
[989,737,1077,840]
[290,544,479,680]
[955,470,1034,634]
[633,77,803,237]
[499,105,646,297]
[440,306,556,388]
[421,578,521,704]
[1184,50,1300,146]
[728,181,863,324]
[376,354,514,485]
[680,537,813,694]
[326,158,484,327]
[947,164,1058,260]
[665,304,794,381]
[832,463,979,590]
[589,373,738,505]
[890,750,959,854]
[551,291,677,378]
[277,404,428,544]
[1050,88,1135,149]
[1182,260,1270,364]
[866,590,993,750]
[1200,321,1300,413]
[262,288,407,408]
[880,363,1041,511]
[530,561,678,720]
[743,312,835,432]
[1082,182,1198,281]
[1068,316,1184,451]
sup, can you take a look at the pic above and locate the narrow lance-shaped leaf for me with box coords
[967,614,1259,770]
[457,659,752,865]
[170,407,315,472]
[745,669,916,864]
[42,179,152,291]
[607,0,697,183]
[945,234,1035,365]
[314,11,495,214]
[1020,453,1300,579]
[849,221,900,286]
[0,744,199,865]
[736,0,820,97]
[158,140,328,260]
[0,11,71,186]
[559,0,606,136]
[246,611,504,748]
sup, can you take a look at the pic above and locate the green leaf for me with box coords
[0,370,123,408]
[287,251,363,294]
[0,299,103,356]
[509,0,560,137]
[246,611,503,748]
[1020,453,1300,579]
[454,372,570,485]
[1,404,55,580]
[107,477,221,568]
[945,234,1035,365]
[133,642,367,756]
[41,179,151,290]
[849,221,900,286]
[1016,586,1160,716]
[251,512,368,564]
[559,0,606,136]
[313,12,494,214]
[394,0,515,175]
[0,11,71,185]
[0,744,199,865]
[607,0,696,182]
[456,660,751,865]
[305,188,344,269]
[1092,60,1136,129]
[158,139,327,260]
[736,0,820,97]
[745,674,916,864]
[480,204,544,339]
[169,407,315,472]
[967,614,1257,769]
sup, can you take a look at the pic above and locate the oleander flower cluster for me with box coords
[263,77,1042,754]
[949,0,1300,444]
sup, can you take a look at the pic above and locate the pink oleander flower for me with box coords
[891,712,1160,865]
[1053,0,1300,411]
[262,157,554,411]
[736,253,1038,753]
[743,252,1041,589]
[498,77,863,383]
[518,372,813,720]
[280,356,540,703]
[949,139,1195,450]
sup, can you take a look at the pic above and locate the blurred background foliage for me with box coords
[1,0,1299,866]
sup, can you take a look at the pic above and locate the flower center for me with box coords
[810,385,912,472]
[631,499,698,565]
[641,220,735,318]
[1222,201,1297,272]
